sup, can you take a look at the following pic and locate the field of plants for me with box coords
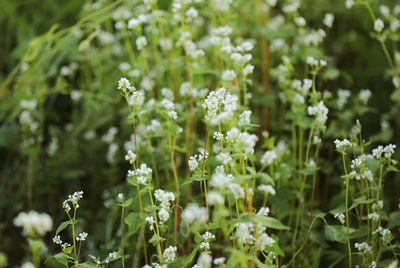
[1,0,400,267]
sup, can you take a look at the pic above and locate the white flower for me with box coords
[323,13,334,28]
[13,211,53,237]
[359,89,371,105]
[334,213,345,224]
[118,77,131,91]
[145,216,155,230]
[373,226,391,238]
[186,7,198,21]
[229,183,245,199]
[202,87,226,123]
[105,252,118,263]
[213,132,224,141]
[235,222,255,244]
[240,132,258,155]
[368,212,379,222]
[243,64,254,76]
[239,110,251,126]
[53,235,62,244]
[106,143,119,164]
[202,231,216,241]
[197,253,212,268]
[119,62,131,72]
[261,150,277,166]
[154,189,175,209]
[63,200,71,212]
[182,203,208,225]
[158,208,170,223]
[200,242,210,250]
[213,257,225,265]
[354,242,372,253]
[128,163,153,185]
[307,101,329,126]
[258,233,275,248]
[161,98,178,120]
[363,169,374,182]
[383,144,396,158]
[163,246,177,263]
[374,19,384,33]
[210,171,232,189]
[62,243,71,249]
[129,90,144,106]
[306,56,327,67]
[258,184,276,195]
[207,191,225,206]
[102,127,118,143]
[257,207,270,216]
[125,150,136,164]
[216,152,232,165]
[334,139,351,151]
[76,232,88,241]
[391,18,400,32]
[188,156,198,171]
[21,262,35,268]
[346,0,355,9]
[136,36,148,50]
[128,18,140,29]
[222,70,236,81]
[294,16,306,27]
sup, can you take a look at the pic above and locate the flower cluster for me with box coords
[128,163,153,185]
[154,189,175,223]
[13,211,53,237]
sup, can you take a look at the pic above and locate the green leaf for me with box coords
[268,235,285,256]
[182,174,207,186]
[256,173,275,186]
[62,246,73,255]
[349,196,374,210]
[45,252,69,265]
[124,212,146,236]
[324,225,355,244]
[252,216,289,230]
[180,220,189,237]
[56,219,77,235]
[388,211,400,229]
[123,198,133,207]
[184,246,199,265]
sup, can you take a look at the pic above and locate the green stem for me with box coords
[148,185,164,263]
[342,153,352,268]
[72,208,77,264]
[121,204,125,268]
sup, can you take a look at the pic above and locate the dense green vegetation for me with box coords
[1,0,400,267]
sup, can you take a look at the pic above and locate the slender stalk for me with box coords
[166,119,180,245]
[363,1,398,78]
[200,125,211,212]
[72,208,77,264]
[120,203,125,268]
[148,185,164,263]
[342,153,352,268]
[125,97,139,167]
[302,132,320,267]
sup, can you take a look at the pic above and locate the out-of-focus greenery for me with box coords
[0,0,399,267]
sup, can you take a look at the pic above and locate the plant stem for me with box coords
[200,125,211,213]
[342,153,352,268]
[148,185,164,263]
[72,208,77,264]
[121,204,125,268]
